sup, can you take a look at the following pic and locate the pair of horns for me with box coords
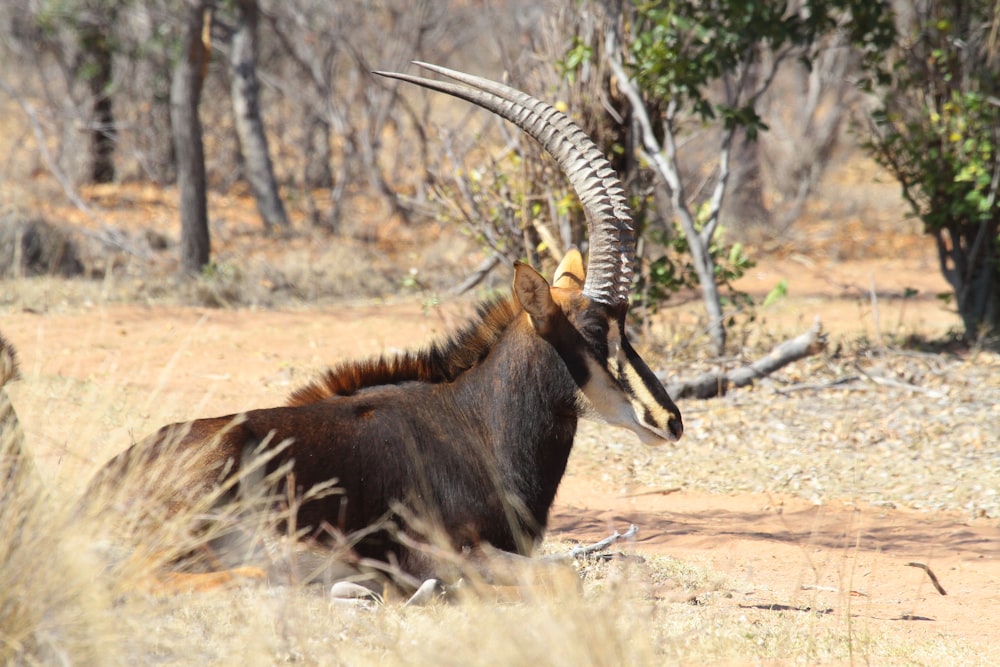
[374,62,636,308]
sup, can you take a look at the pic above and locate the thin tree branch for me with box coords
[0,76,96,219]
[699,125,733,246]
[606,29,726,352]
[451,254,501,295]
[0,75,147,258]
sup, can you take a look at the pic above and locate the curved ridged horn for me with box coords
[374,62,636,307]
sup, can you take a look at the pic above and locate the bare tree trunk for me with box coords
[763,41,856,234]
[303,113,333,190]
[723,61,768,233]
[80,22,116,184]
[302,113,337,229]
[726,132,769,231]
[936,220,1000,339]
[230,0,289,231]
[171,0,211,274]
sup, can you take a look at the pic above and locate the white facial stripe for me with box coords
[577,359,633,426]
[621,361,678,432]
[577,342,678,445]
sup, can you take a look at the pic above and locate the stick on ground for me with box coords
[547,525,639,562]
[663,318,827,399]
[906,562,948,595]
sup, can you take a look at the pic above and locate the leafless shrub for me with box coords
[750,22,872,240]
[258,0,541,232]
[421,3,637,288]
[0,215,84,278]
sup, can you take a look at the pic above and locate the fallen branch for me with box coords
[663,318,827,399]
[801,583,868,597]
[622,487,682,498]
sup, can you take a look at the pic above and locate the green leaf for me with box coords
[762,279,788,308]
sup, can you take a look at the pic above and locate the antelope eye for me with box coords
[579,328,609,362]
[578,311,609,341]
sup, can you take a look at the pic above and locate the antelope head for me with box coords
[377,63,683,446]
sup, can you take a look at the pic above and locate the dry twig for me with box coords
[856,366,946,398]
[622,487,682,498]
[906,562,947,595]
[775,375,860,395]
[547,524,639,561]
[801,584,868,597]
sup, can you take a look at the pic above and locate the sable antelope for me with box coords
[85,63,683,597]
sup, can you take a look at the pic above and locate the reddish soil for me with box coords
[552,478,999,654]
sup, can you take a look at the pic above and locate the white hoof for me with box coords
[330,581,383,605]
[403,578,442,607]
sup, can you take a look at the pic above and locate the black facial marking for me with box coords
[577,308,611,363]
[555,329,592,388]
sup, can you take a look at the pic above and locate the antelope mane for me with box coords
[287,296,523,406]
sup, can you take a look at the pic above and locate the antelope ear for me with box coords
[513,261,558,330]
[553,248,586,289]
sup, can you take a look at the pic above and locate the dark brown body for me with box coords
[95,292,580,583]
[85,66,684,594]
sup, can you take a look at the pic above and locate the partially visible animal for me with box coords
[1,332,44,574]
[85,63,684,598]
[1,333,29,495]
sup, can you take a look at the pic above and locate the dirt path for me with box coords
[552,477,999,654]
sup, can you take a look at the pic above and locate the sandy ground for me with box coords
[552,478,999,654]
[2,255,997,659]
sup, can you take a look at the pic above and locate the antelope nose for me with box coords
[668,414,683,441]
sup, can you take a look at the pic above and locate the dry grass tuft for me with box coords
[0,433,117,663]
[0,445,986,664]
